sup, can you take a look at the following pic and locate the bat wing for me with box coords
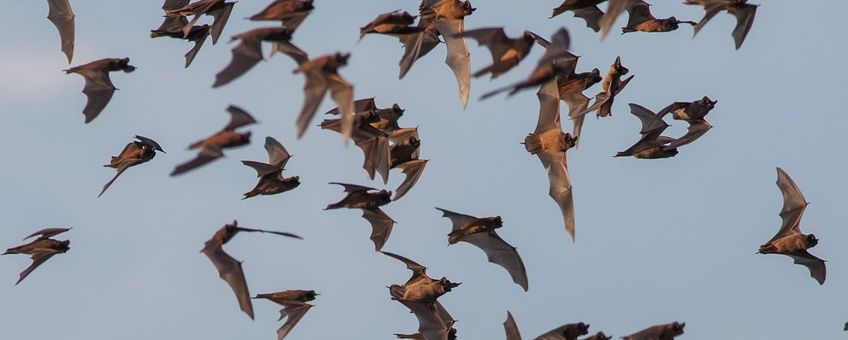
[213,37,264,88]
[328,74,355,141]
[504,311,522,340]
[73,68,116,123]
[534,79,561,135]
[362,208,396,252]
[263,136,292,169]
[381,251,429,286]
[170,146,224,176]
[730,4,757,49]
[16,249,61,285]
[572,6,604,32]
[272,40,309,65]
[207,1,234,44]
[242,161,280,178]
[435,207,479,232]
[296,71,329,138]
[628,103,668,135]
[355,136,391,183]
[561,91,590,140]
[47,0,75,63]
[162,0,189,10]
[393,159,428,201]
[462,232,529,291]
[622,325,666,340]
[329,182,376,193]
[184,28,211,68]
[625,0,654,27]
[769,168,808,242]
[691,2,725,36]
[666,120,712,148]
[277,302,313,339]
[599,0,637,39]
[538,150,575,241]
[326,98,376,116]
[433,19,470,108]
[24,227,71,241]
[282,12,311,33]
[400,300,456,340]
[223,105,257,131]
[399,30,441,78]
[537,29,572,65]
[785,250,826,285]
[98,162,136,197]
[457,27,510,67]
[201,241,254,319]
[233,227,302,239]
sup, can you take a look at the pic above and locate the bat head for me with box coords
[289,176,302,186]
[485,216,503,228]
[376,190,393,205]
[589,68,602,84]
[302,0,315,10]
[333,53,351,67]
[302,290,319,301]
[562,133,577,150]
[117,58,137,73]
[57,240,71,252]
[612,57,629,76]
[439,277,461,292]
[238,131,253,144]
[666,17,681,30]
[806,234,819,248]
[699,96,718,109]
[462,1,476,16]
[400,11,417,24]
[391,104,405,117]
[669,322,686,335]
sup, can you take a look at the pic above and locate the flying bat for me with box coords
[621,1,696,34]
[171,105,256,176]
[436,207,528,291]
[389,128,428,201]
[290,52,355,140]
[524,79,578,240]
[455,27,537,79]
[213,27,307,88]
[64,58,136,123]
[3,227,71,285]
[360,11,422,39]
[47,0,75,63]
[657,96,717,122]
[595,56,633,117]
[99,135,165,197]
[382,251,461,302]
[622,321,685,340]
[550,0,605,32]
[321,110,391,183]
[614,103,678,159]
[758,168,826,284]
[598,0,641,40]
[249,0,314,33]
[394,299,458,340]
[165,0,234,44]
[326,183,395,251]
[685,0,758,49]
[201,220,301,320]
[242,137,300,199]
[253,290,317,340]
[536,322,591,340]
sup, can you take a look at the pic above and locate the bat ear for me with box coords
[614,56,621,65]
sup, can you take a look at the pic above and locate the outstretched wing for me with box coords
[504,311,522,340]
[277,302,314,339]
[355,136,391,183]
[326,98,376,116]
[625,0,654,27]
[599,0,638,39]
[47,0,75,63]
[666,120,712,148]
[213,37,264,88]
[435,207,479,232]
[399,29,441,79]
[457,27,510,66]
[534,79,561,135]
[328,74,355,141]
[329,182,376,193]
[538,150,575,241]
[572,6,604,32]
[264,136,292,169]
[381,251,429,285]
[242,161,280,178]
[200,240,254,319]
[207,1,234,44]
[222,105,257,131]
[770,168,808,242]
[462,232,529,291]
[730,4,757,49]
[23,227,71,241]
[785,250,826,285]
[393,159,428,201]
[628,103,668,135]
[184,26,211,68]
[16,249,61,285]
[433,19,470,108]
[362,208,396,251]
[170,147,224,176]
[691,2,726,37]
[98,162,136,197]
[72,68,116,123]
[399,300,456,340]
[296,70,329,138]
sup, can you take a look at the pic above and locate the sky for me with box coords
[1,1,846,339]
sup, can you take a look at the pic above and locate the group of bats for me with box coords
[8,0,833,340]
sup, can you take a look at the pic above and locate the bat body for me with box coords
[596,56,632,117]
[165,0,234,44]
[325,98,406,134]
[242,137,300,199]
[657,96,717,122]
[621,1,696,34]
[550,0,605,32]
[47,0,75,63]
[254,290,317,340]
[213,27,307,88]
[291,53,354,140]
[200,220,301,320]
[482,29,575,99]
[360,11,422,38]
[64,58,136,123]
[535,322,590,340]
[455,27,537,79]
[249,0,314,33]
[326,183,395,251]
[99,135,165,197]
[524,79,578,240]
[3,227,71,285]
[685,0,758,49]
[758,168,826,284]
[436,208,528,291]
[171,105,256,176]
[622,321,685,340]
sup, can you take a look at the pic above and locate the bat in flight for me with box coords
[151,1,213,68]
[454,27,538,79]
[550,0,605,32]
[326,183,395,251]
[595,56,633,118]
[249,0,315,33]
[622,321,685,340]
[253,290,317,340]
[46,0,75,63]
[241,137,300,199]
[3,227,71,285]
[99,135,165,197]
[502,311,595,340]
[64,58,136,123]
[164,0,235,44]
[326,98,407,135]
[201,220,301,320]
[360,10,422,39]
[620,1,696,34]
[171,105,256,176]
[685,0,758,49]
[213,27,307,88]
[758,168,826,285]
[388,128,429,201]
[435,208,528,291]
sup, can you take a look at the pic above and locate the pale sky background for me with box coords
[1,1,846,339]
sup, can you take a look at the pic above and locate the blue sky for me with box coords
[1,1,846,339]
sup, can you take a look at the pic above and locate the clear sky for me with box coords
[1,1,846,339]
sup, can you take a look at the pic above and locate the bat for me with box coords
[382,251,461,300]
[550,1,605,32]
[326,183,395,251]
[200,220,302,320]
[321,110,391,183]
[657,96,717,122]
[326,98,406,134]
[165,0,234,44]
[241,137,300,199]
[524,79,578,240]
[360,11,422,39]
[171,105,256,176]
[758,168,826,284]
[395,300,458,340]
[557,68,602,140]
[249,0,315,33]
[64,58,136,123]
[292,53,354,140]
[596,56,633,118]
[47,0,75,63]
[614,103,678,159]
[504,311,522,340]
[455,27,537,79]
[622,322,685,340]
[621,1,696,34]
[253,290,317,340]
[535,322,590,340]
[686,0,758,49]
[213,27,307,88]
[99,135,165,197]
[436,208,528,291]
[3,227,71,285]
[598,0,640,39]
[389,128,428,201]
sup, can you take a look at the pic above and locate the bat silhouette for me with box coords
[657,96,717,122]
[289,52,354,140]
[685,0,758,49]
[326,183,395,251]
[482,28,575,99]
[201,220,301,320]
[598,0,641,39]
[622,321,685,340]
[165,0,234,44]
[360,11,422,39]
[241,137,300,199]
[171,105,256,176]
[550,0,605,32]
[64,58,136,123]
[3,227,71,285]
[454,27,538,79]
[595,56,633,117]
[99,135,165,197]
[388,128,429,201]
[758,168,826,284]
[536,322,591,340]
[621,1,696,34]
[249,0,314,33]
[47,0,75,63]
[615,103,678,159]
[213,27,307,88]
[253,290,317,340]
[321,109,391,183]
[436,208,528,291]
[524,79,578,240]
